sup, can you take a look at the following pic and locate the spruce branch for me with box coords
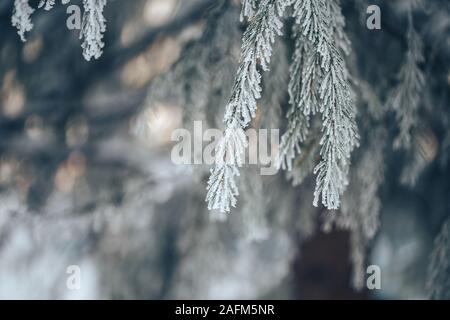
[388,14,425,150]
[12,0,34,42]
[80,0,108,61]
[206,0,291,213]
[281,0,359,210]
[38,0,56,11]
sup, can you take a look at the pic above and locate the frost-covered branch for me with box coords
[12,0,34,42]
[11,0,108,61]
[38,0,56,11]
[80,0,107,61]
[427,217,450,299]
[277,29,315,171]
[280,0,359,210]
[240,0,259,21]
[388,14,425,150]
[206,0,290,213]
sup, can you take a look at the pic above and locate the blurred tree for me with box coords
[0,0,449,299]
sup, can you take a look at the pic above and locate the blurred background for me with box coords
[0,0,449,299]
